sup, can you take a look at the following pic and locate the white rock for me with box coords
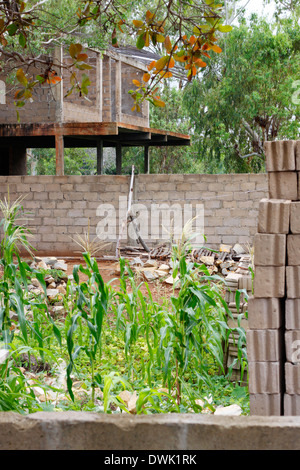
[46,289,60,300]
[214,404,242,416]
[164,275,179,285]
[143,259,158,268]
[53,261,68,272]
[159,264,170,272]
[37,260,48,270]
[130,257,143,267]
[42,257,58,266]
[142,270,159,281]
[31,278,41,288]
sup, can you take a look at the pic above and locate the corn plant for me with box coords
[0,192,61,377]
[66,252,111,403]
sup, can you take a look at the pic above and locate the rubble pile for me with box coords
[118,242,251,285]
[223,255,253,383]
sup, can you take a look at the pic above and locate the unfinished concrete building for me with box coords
[0,46,190,176]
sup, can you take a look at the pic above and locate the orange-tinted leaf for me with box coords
[133,19,143,28]
[132,79,141,87]
[153,99,165,107]
[195,58,207,67]
[164,36,172,53]
[174,53,187,63]
[160,71,173,78]
[50,76,62,84]
[143,72,151,82]
[77,53,88,62]
[148,60,156,71]
[15,89,25,100]
[146,10,154,22]
[189,35,196,45]
[118,19,125,33]
[16,68,28,86]
[154,56,169,72]
[145,31,150,47]
[168,57,175,68]
[69,43,82,58]
[211,44,222,53]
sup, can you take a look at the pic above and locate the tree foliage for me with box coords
[182,15,300,173]
[0,0,231,112]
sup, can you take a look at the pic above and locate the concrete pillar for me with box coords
[144,145,150,174]
[9,145,27,175]
[55,134,64,176]
[116,143,122,175]
[97,139,104,175]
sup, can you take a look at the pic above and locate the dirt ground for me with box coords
[63,257,176,302]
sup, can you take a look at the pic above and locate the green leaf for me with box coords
[218,24,233,33]
[7,23,18,36]
[136,33,145,50]
[18,33,26,48]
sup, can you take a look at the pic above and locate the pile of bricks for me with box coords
[248,140,300,416]
[224,256,252,382]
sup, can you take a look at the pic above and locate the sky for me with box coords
[243,0,276,18]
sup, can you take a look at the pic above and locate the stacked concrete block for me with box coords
[248,140,300,416]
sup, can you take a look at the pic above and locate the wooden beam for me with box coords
[116,143,122,175]
[0,122,119,138]
[144,145,150,174]
[97,139,104,175]
[55,134,64,176]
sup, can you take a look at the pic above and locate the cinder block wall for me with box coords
[0,173,268,256]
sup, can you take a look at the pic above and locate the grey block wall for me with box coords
[0,173,268,256]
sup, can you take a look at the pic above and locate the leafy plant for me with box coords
[66,252,111,403]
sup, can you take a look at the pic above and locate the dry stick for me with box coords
[115,165,150,259]
[115,165,135,259]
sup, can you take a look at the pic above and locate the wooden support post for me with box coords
[97,139,104,175]
[55,134,64,176]
[144,145,150,174]
[116,143,122,175]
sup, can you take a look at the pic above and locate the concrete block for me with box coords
[257,198,290,234]
[248,297,284,329]
[295,141,300,170]
[286,299,300,330]
[285,330,300,363]
[290,202,300,234]
[253,266,285,298]
[248,361,283,394]
[247,329,284,362]
[250,393,282,416]
[285,363,300,394]
[264,140,296,172]
[284,394,300,416]
[286,267,300,298]
[268,172,298,200]
[254,233,286,266]
[287,235,300,265]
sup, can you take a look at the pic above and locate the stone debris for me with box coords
[117,243,250,284]
[223,254,253,384]
[214,404,242,416]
